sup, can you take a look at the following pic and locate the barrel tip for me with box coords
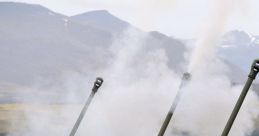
[96,77,103,82]
[249,59,259,79]
[252,59,259,71]
[92,77,104,92]
[95,77,103,86]
[183,72,191,80]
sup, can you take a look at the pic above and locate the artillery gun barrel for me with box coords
[158,73,191,136]
[221,59,259,136]
[69,77,104,136]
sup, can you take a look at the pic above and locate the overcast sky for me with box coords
[1,0,259,38]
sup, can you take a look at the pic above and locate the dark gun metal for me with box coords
[221,59,259,136]
[158,73,191,136]
[69,77,104,136]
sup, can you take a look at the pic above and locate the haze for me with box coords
[1,0,259,38]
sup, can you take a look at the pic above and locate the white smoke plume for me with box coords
[75,28,181,136]
[172,0,259,136]
[170,61,259,136]
[5,1,259,136]
[188,0,245,73]
[6,27,182,136]
[9,26,258,136]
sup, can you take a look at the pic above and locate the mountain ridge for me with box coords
[0,2,186,87]
[70,9,130,33]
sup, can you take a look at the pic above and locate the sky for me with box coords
[1,0,259,39]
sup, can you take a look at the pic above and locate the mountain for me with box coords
[219,30,259,73]
[0,2,259,135]
[0,2,256,89]
[147,31,186,70]
[1,2,256,96]
[70,10,130,33]
[218,30,259,97]
[0,2,114,87]
[0,2,186,88]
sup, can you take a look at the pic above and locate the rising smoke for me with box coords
[6,0,259,136]
[8,28,182,136]
[188,0,244,73]
[179,0,259,135]
[74,28,181,136]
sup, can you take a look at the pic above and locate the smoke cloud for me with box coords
[9,27,259,136]
[7,27,182,136]
[188,0,245,73]
[5,0,259,136]
[175,0,259,135]
[75,28,181,136]
[170,61,259,136]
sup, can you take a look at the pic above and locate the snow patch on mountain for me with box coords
[219,30,259,72]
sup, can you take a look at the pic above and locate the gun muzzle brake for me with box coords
[249,59,259,79]
[92,77,103,92]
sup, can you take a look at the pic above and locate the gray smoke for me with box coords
[6,0,259,136]
[7,27,182,136]
[177,0,259,135]
[75,28,181,136]
[10,26,259,136]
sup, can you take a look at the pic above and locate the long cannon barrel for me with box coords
[158,72,191,136]
[221,59,259,136]
[69,77,104,136]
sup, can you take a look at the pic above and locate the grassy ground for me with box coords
[1,103,259,135]
[0,104,26,133]
[0,104,81,134]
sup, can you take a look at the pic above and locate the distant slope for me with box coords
[0,2,255,88]
[0,2,187,87]
[0,2,112,85]
[70,10,130,33]
[219,30,259,72]
[147,31,186,72]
